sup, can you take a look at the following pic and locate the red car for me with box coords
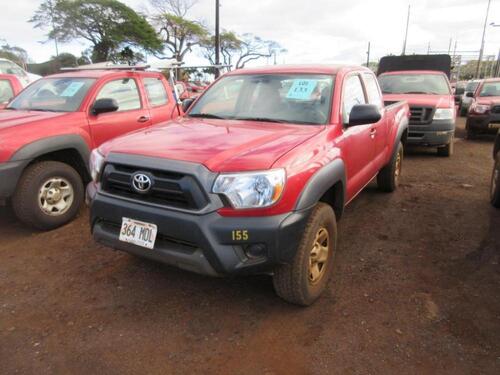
[0,74,23,107]
[465,78,500,138]
[88,65,410,305]
[0,68,179,230]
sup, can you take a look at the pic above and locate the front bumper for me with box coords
[466,113,500,134]
[0,160,25,200]
[407,119,455,147]
[89,187,311,276]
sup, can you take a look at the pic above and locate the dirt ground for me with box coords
[1,118,499,375]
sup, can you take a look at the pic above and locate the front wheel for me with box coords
[377,141,403,192]
[491,156,500,208]
[12,161,84,230]
[273,202,337,306]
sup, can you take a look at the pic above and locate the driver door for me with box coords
[88,76,152,147]
[339,74,378,201]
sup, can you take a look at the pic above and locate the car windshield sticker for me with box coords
[61,82,85,97]
[286,79,318,100]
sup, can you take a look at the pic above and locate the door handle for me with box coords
[137,115,150,123]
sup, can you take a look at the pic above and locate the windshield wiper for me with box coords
[234,117,289,123]
[189,113,226,119]
[26,108,60,112]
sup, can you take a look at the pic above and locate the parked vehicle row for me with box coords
[0,59,497,305]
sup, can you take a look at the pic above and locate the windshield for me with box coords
[7,77,95,112]
[0,79,14,103]
[479,82,500,97]
[465,81,479,92]
[188,74,334,125]
[378,73,450,95]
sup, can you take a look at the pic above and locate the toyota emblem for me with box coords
[131,173,152,193]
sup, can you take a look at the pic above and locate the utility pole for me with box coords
[427,42,431,54]
[402,4,411,55]
[475,0,492,78]
[214,0,221,78]
[366,41,371,67]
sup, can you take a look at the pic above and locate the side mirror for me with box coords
[182,98,195,113]
[466,92,474,98]
[347,104,382,127]
[92,98,119,115]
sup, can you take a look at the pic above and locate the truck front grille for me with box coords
[101,163,209,210]
[409,106,434,124]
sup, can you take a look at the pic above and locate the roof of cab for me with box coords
[226,64,371,76]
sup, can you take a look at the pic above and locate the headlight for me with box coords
[213,169,286,209]
[470,104,490,114]
[433,108,454,120]
[89,149,105,182]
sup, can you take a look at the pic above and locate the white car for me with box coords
[460,79,481,116]
[0,58,41,87]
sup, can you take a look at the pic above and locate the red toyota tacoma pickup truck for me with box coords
[87,65,409,305]
[377,55,456,157]
[0,74,23,107]
[465,78,500,138]
[0,68,179,230]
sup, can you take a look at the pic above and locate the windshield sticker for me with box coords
[60,82,85,97]
[286,79,318,100]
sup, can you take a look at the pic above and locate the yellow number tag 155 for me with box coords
[232,230,249,241]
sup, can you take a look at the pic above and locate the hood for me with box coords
[475,96,500,106]
[100,117,325,172]
[383,93,453,108]
[0,110,70,131]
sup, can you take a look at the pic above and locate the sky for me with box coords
[1,0,499,66]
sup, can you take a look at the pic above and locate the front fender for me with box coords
[10,134,91,170]
[294,158,346,213]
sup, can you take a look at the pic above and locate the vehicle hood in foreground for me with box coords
[100,117,325,172]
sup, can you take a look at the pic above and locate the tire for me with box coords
[12,161,84,230]
[273,202,337,306]
[491,156,500,208]
[465,120,475,140]
[437,136,454,157]
[377,141,403,192]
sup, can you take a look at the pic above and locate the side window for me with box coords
[342,75,366,123]
[363,73,383,108]
[144,78,168,107]
[96,78,141,112]
[0,80,14,103]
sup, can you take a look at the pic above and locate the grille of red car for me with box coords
[409,106,434,124]
[100,164,209,210]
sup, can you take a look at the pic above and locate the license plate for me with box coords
[489,123,500,129]
[119,217,157,249]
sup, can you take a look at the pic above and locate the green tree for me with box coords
[200,31,242,67]
[30,0,163,63]
[151,13,208,62]
[458,59,497,80]
[201,32,284,69]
